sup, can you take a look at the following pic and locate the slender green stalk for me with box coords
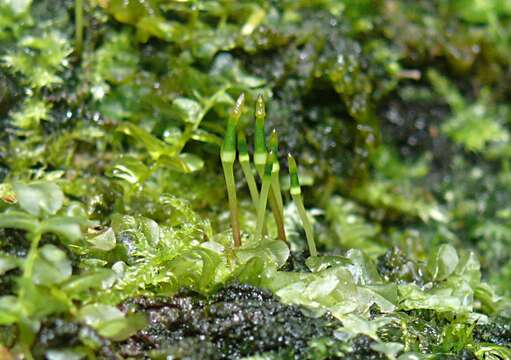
[75,0,84,56]
[221,93,245,247]
[238,130,259,207]
[255,151,275,242]
[269,129,284,213]
[239,129,269,235]
[269,190,286,241]
[271,174,284,217]
[253,94,273,236]
[288,154,317,256]
[254,94,267,177]
[223,165,241,247]
[252,97,286,241]
[267,129,286,241]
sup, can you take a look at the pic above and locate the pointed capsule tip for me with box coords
[288,154,297,172]
[255,94,266,119]
[264,151,275,175]
[231,93,245,120]
[269,129,279,153]
[237,92,246,106]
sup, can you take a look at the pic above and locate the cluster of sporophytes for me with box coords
[220,93,317,257]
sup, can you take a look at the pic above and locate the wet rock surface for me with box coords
[473,318,511,347]
[118,283,340,359]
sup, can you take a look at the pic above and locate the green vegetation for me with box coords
[1,0,511,358]
[288,154,317,257]
[221,93,244,247]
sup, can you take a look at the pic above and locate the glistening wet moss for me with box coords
[1,0,511,358]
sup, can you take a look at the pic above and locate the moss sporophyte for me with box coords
[237,130,259,208]
[288,154,317,256]
[253,95,286,242]
[221,93,245,247]
[222,95,317,255]
[255,151,275,243]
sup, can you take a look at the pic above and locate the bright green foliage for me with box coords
[1,0,511,358]
[78,303,146,341]
[429,70,510,153]
[1,1,72,140]
[3,31,72,89]
[260,249,397,318]
[0,179,293,355]
[10,98,51,130]
[253,245,510,357]
[320,196,383,255]
[0,181,85,355]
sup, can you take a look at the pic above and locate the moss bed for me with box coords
[0,1,511,359]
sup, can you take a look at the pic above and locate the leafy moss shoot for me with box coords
[0,0,510,358]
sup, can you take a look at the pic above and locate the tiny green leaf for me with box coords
[62,269,117,295]
[0,255,20,275]
[0,211,39,232]
[0,296,21,325]
[157,153,204,173]
[32,244,72,285]
[116,123,171,159]
[236,240,290,268]
[172,97,202,124]
[428,244,459,281]
[177,153,205,172]
[78,304,147,341]
[41,216,83,243]
[78,303,146,340]
[109,156,150,184]
[78,303,123,328]
[13,182,64,217]
[96,313,147,341]
[88,227,116,251]
[370,342,404,360]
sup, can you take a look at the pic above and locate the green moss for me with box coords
[1,0,511,358]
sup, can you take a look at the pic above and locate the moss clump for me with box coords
[1,0,511,358]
